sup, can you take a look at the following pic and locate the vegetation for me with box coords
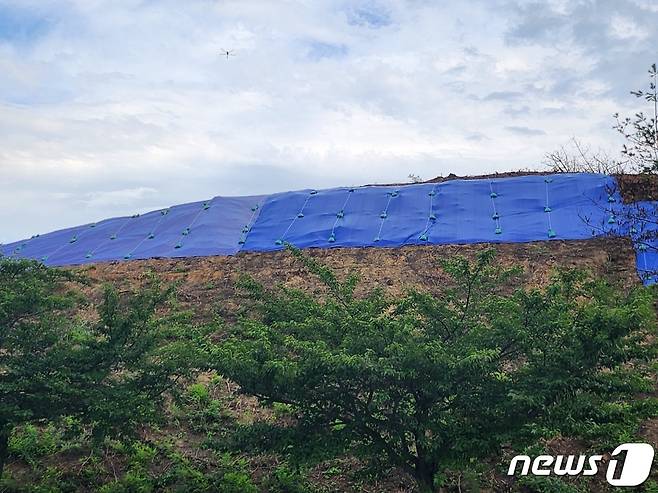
[0,258,209,478]
[214,248,658,492]
[1,250,656,492]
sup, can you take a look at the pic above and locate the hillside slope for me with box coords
[2,173,657,493]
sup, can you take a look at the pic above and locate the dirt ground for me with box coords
[78,236,639,321]
[615,173,658,202]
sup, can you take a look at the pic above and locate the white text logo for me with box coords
[507,443,654,486]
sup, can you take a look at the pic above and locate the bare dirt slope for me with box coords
[79,237,639,321]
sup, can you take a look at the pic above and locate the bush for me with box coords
[0,258,211,478]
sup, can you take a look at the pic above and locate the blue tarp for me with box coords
[626,201,658,285]
[243,173,620,251]
[2,195,265,266]
[2,173,656,285]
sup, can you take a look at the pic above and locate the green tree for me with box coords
[214,248,657,492]
[0,258,209,477]
[614,63,658,172]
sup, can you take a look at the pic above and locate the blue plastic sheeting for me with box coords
[626,201,658,286]
[2,172,656,285]
[1,195,265,266]
[243,173,620,251]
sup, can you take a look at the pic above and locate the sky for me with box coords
[1,0,657,243]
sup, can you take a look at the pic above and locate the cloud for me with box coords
[504,2,567,44]
[502,0,658,100]
[305,41,348,60]
[609,14,649,40]
[505,125,547,136]
[79,187,158,208]
[346,2,392,28]
[482,91,525,101]
[0,0,656,242]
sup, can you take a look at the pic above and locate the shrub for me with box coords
[0,258,211,477]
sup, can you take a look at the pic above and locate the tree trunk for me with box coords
[0,426,9,479]
[414,460,437,493]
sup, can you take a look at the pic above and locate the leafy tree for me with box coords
[0,258,209,478]
[214,247,657,492]
[614,63,658,172]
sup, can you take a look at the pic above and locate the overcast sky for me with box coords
[1,0,657,242]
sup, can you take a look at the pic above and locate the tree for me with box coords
[614,63,658,173]
[214,247,657,492]
[0,258,209,477]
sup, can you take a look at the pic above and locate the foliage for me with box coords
[213,247,657,492]
[0,257,210,477]
[614,63,658,173]
[261,464,312,493]
[97,444,258,493]
[1,427,262,493]
[8,424,60,467]
[518,475,588,493]
[173,379,231,434]
[645,480,658,493]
